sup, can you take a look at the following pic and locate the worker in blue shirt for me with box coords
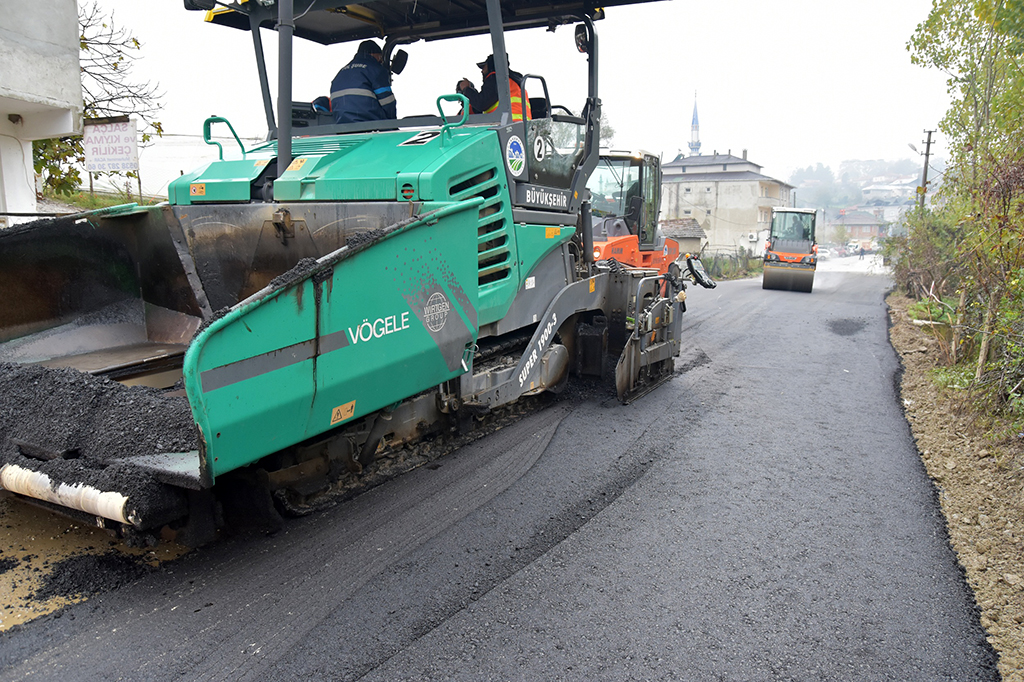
[330,41,396,123]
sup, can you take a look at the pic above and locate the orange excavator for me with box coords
[587,150,714,289]
[589,151,677,271]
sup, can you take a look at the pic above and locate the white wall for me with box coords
[662,178,785,254]
[0,0,82,222]
[0,125,35,225]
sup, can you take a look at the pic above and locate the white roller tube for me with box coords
[0,463,130,524]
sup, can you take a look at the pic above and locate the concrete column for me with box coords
[0,0,81,225]
[0,122,36,226]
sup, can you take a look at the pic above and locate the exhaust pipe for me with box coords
[581,201,595,264]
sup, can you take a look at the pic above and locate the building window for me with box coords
[684,187,691,193]
[722,164,727,171]
[684,209,691,215]
[705,187,711,192]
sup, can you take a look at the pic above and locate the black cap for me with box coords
[357,40,382,56]
[476,53,508,71]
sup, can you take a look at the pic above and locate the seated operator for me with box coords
[456,54,531,121]
[795,215,810,240]
[330,40,396,124]
[784,215,804,240]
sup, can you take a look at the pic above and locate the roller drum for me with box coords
[762,264,814,293]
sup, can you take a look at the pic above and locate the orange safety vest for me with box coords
[480,74,532,122]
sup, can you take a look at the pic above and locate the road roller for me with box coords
[762,207,817,293]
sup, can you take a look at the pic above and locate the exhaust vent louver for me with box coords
[449,168,511,287]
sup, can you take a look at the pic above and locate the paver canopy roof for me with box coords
[204,0,662,45]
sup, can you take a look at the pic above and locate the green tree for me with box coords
[33,2,163,195]
[547,110,614,151]
[905,0,1024,403]
[831,223,849,247]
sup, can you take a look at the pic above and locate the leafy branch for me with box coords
[33,1,163,195]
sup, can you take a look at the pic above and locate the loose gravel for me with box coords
[33,552,153,601]
[0,362,197,466]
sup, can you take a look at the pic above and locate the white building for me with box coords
[861,175,918,201]
[0,0,82,225]
[661,150,794,256]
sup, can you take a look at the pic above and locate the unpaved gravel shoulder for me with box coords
[889,292,1024,682]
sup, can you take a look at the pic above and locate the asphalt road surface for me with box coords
[0,261,999,681]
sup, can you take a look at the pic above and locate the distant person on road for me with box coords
[859,246,865,260]
[456,54,531,121]
[330,40,396,124]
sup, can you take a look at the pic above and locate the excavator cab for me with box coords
[590,153,656,243]
[589,151,677,270]
[590,156,639,228]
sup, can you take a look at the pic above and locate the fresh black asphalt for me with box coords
[0,268,998,680]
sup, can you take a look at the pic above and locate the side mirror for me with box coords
[687,256,717,289]
[574,24,590,53]
[390,49,408,75]
[184,0,216,9]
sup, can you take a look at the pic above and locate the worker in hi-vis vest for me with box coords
[456,53,531,121]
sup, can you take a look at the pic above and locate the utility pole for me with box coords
[918,129,935,212]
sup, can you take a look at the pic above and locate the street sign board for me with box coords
[84,118,139,173]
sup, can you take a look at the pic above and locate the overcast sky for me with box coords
[96,0,950,188]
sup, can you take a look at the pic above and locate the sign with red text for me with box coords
[84,119,139,172]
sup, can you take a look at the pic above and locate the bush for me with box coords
[703,252,763,280]
[907,297,958,325]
